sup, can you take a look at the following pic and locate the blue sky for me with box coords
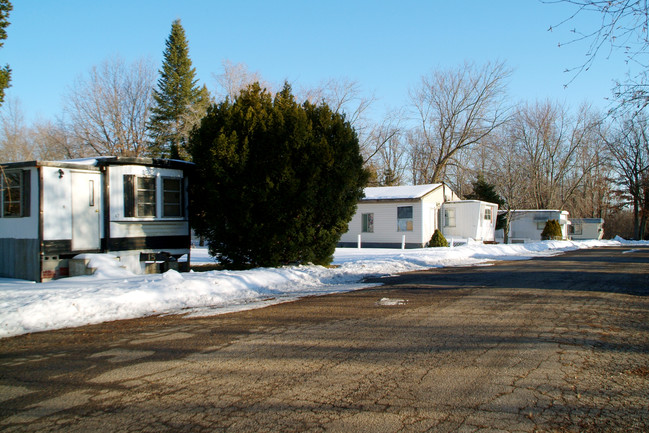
[3,1,628,124]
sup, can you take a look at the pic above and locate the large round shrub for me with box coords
[189,83,369,269]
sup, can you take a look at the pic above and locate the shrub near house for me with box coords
[428,229,449,247]
[541,220,563,240]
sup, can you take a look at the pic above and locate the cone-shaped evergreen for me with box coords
[190,82,369,269]
[427,229,449,247]
[541,219,563,240]
[149,19,208,159]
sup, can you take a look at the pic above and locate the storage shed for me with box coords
[339,184,498,248]
[440,200,499,243]
[0,157,193,281]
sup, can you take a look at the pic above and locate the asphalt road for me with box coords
[1,246,648,432]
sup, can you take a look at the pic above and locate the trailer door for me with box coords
[71,171,101,251]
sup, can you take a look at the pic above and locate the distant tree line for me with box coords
[1,12,648,240]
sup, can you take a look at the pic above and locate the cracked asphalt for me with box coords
[1,246,648,432]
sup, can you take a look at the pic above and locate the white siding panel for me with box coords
[110,221,189,238]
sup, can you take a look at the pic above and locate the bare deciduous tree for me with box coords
[213,59,270,101]
[510,100,601,210]
[65,56,155,157]
[491,132,529,243]
[546,0,649,114]
[0,98,33,162]
[31,118,85,160]
[600,115,649,238]
[408,61,512,184]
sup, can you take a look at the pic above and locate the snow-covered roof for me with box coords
[362,184,443,201]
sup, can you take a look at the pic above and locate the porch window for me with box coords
[163,178,182,217]
[1,170,30,218]
[137,177,157,217]
[124,175,156,218]
[397,206,413,232]
[444,208,456,227]
[362,213,374,233]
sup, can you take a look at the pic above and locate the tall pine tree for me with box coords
[148,19,209,159]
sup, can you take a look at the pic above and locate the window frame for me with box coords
[444,208,456,227]
[361,213,374,233]
[397,206,413,232]
[135,176,157,217]
[569,223,582,235]
[162,177,183,218]
[1,169,30,218]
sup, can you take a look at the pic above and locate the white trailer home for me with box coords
[440,200,499,243]
[569,218,604,240]
[0,157,193,282]
[338,184,498,248]
[495,209,570,243]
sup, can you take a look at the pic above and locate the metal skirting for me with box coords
[0,238,40,281]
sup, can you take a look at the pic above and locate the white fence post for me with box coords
[401,235,406,249]
[357,234,361,249]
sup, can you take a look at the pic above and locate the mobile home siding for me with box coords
[0,167,40,281]
[342,200,426,248]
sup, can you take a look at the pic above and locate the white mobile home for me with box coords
[440,200,498,242]
[495,209,570,243]
[569,218,604,240]
[0,157,193,282]
[339,184,498,248]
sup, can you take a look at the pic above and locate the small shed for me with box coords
[440,200,498,242]
[0,157,193,282]
[569,218,604,240]
[495,209,570,243]
[339,184,498,248]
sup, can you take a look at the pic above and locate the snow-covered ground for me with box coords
[0,238,646,339]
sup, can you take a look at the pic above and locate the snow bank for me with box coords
[0,239,642,339]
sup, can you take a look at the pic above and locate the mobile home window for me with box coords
[1,170,30,218]
[444,208,456,227]
[536,221,546,230]
[397,206,413,232]
[484,207,492,221]
[163,178,182,217]
[137,177,157,217]
[569,223,582,235]
[362,213,374,233]
[124,175,156,218]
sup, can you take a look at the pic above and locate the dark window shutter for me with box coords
[21,170,30,217]
[180,177,185,217]
[124,175,135,217]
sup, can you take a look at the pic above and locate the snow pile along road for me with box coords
[0,239,639,338]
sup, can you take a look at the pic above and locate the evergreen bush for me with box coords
[541,219,563,240]
[428,229,449,247]
[189,82,369,269]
